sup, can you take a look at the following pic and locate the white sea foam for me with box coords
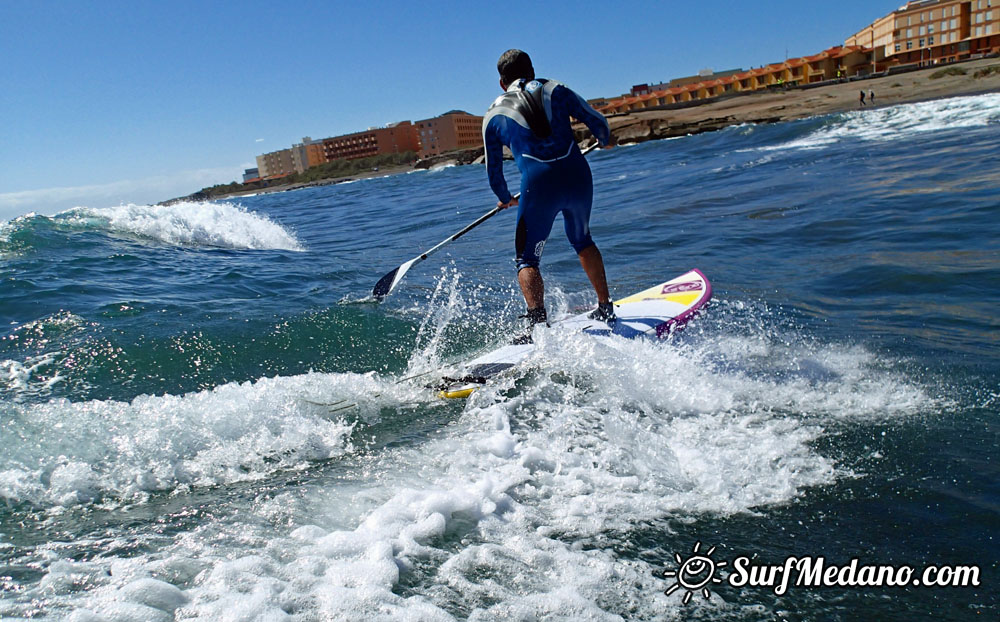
[760,91,1000,152]
[428,162,458,173]
[1,353,63,397]
[58,201,304,251]
[21,297,942,620]
[0,371,432,508]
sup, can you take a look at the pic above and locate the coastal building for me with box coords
[630,70,743,97]
[600,46,872,114]
[242,168,260,183]
[256,148,297,179]
[414,111,484,158]
[319,122,420,162]
[290,137,323,173]
[252,125,419,179]
[847,0,1000,66]
[304,142,325,169]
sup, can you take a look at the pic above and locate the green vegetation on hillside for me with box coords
[193,151,419,200]
[929,67,967,79]
[973,64,1000,78]
[295,151,418,182]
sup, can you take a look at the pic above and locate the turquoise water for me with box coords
[1,93,998,620]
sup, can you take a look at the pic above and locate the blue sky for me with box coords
[0,0,900,220]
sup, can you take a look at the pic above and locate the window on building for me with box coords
[896,43,902,52]
[919,38,925,46]
[907,40,914,49]
[920,25,926,35]
[928,24,934,33]
[929,35,934,44]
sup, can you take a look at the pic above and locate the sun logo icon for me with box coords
[662,541,727,604]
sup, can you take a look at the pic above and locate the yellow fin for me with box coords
[438,386,478,399]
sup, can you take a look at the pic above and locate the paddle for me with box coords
[372,142,600,300]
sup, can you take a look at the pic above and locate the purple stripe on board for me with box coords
[655,268,712,338]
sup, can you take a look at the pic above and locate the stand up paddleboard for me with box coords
[437,269,711,399]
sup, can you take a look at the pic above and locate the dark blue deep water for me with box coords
[1,93,998,620]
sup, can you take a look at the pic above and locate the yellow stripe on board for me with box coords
[662,292,701,306]
[616,287,703,306]
[615,283,667,305]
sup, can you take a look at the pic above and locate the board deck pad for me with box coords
[438,269,711,398]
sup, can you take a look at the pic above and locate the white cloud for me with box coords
[0,167,243,222]
[255,138,265,142]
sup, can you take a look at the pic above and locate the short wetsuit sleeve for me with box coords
[482,115,512,204]
[561,85,611,146]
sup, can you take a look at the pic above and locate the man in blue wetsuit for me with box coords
[483,49,616,334]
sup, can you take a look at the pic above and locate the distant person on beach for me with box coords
[859,90,866,106]
[482,49,617,334]
[869,90,875,104]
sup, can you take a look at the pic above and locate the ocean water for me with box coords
[1,93,998,621]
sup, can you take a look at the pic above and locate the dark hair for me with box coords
[497,49,534,85]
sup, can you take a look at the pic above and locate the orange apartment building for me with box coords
[255,138,324,179]
[304,141,326,169]
[600,46,872,114]
[252,124,420,181]
[415,111,484,157]
[319,121,420,161]
[847,0,1000,66]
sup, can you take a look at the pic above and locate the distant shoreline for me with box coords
[165,58,1000,205]
[606,57,1000,145]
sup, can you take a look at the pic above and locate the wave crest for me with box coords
[58,201,304,251]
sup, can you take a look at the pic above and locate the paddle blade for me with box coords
[372,257,416,300]
[372,267,400,300]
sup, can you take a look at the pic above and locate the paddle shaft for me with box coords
[415,191,519,262]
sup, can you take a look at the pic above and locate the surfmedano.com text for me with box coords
[728,556,981,596]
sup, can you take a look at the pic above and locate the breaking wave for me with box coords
[2,201,304,252]
[758,91,1000,152]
